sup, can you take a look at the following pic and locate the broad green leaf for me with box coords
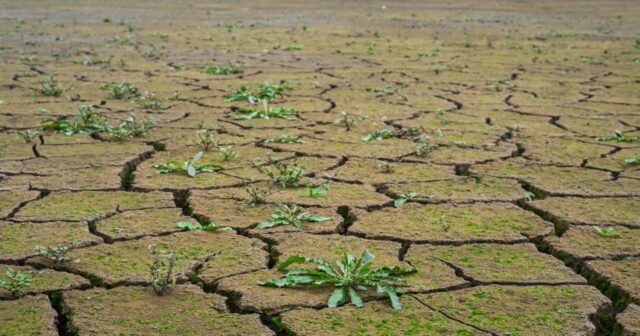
[348,287,363,307]
[257,220,276,229]
[176,221,201,231]
[277,255,307,270]
[328,287,346,307]
[394,197,407,208]
[304,214,331,222]
[378,285,402,310]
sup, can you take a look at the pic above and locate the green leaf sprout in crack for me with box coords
[257,203,330,229]
[365,84,395,94]
[281,44,303,51]
[240,184,269,207]
[300,185,329,198]
[17,130,39,143]
[217,146,239,161]
[100,81,139,100]
[334,111,366,131]
[135,92,171,110]
[28,76,66,97]
[394,192,433,208]
[153,151,224,178]
[377,160,396,174]
[107,114,155,140]
[204,61,243,75]
[595,130,639,143]
[414,137,436,157]
[0,267,33,298]
[253,159,306,188]
[523,191,535,203]
[593,226,623,238]
[35,240,79,263]
[176,221,231,232]
[224,81,292,104]
[229,100,298,120]
[362,128,396,142]
[625,156,640,165]
[266,134,304,144]
[147,244,177,296]
[194,129,219,151]
[259,250,417,310]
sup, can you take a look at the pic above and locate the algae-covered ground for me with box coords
[0,0,639,335]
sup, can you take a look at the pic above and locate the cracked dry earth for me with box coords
[0,1,639,335]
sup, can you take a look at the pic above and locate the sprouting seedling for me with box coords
[593,226,623,238]
[435,108,450,125]
[523,191,535,203]
[107,114,155,140]
[595,130,638,143]
[240,185,269,207]
[152,151,224,178]
[365,41,376,54]
[254,159,305,188]
[217,146,239,161]
[135,92,171,110]
[300,185,329,198]
[194,129,219,151]
[176,221,231,232]
[257,203,330,229]
[35,240,79,263]
[265,134,304,144]
[435,215,450,232]
[147,244,177,296]
[362,128,397,142]
[334,111,366,131]
[377,160,396,174]
[75,56,107,66]
[414,138,435,157]
[624,156,639,165]
[259,250,417,310]
[28,77,66,97]
[142,48,160,59]
[204,61,243,75]
[394,192,434,208]
[365,84,394,94]
[100,81,139,100]
[17,130,39,143]
[229,100,298,120]
[463,173,483,184]
[224,82,293,104]
[281,44,303,51]
[0,268,33,298]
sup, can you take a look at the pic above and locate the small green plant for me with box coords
[435,108,450,125]
[257,204,330,229]
[135,92,171,110]
[147,244,177,295]
[0,268,33,297]
[194,129,219,151]
[593,226,623,238]
[300,185,328,198]
[107,114,154,140]
[394,192,433,207]
[334,112,366,131]
[28,77,65,97]
[176,221,229,231]
[229,100,297,120]
[100,82,139,100]
[153,151,224,178]
[17,130,39,143]
[414,139,435,157]
[523,191,535,203]
[625,156,640,165]
[75,56,107,66]
[254,160,305,188]
[362,128,396,142]
[35,240,78,263]
[142,48,160,59]
[266,134,304,144]
[204,61,243,75]
[282,44,303,51]
[217,146,239,161]
[365,84,394,94]
[240,185,269,207]
[365,41,376,54]
[595,131,638,143]
[377,160,396,174]
[259,250,416,310]
[224,82,292,104]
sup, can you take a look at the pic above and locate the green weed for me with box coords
[153,151,224,177]
[257,203,330,229]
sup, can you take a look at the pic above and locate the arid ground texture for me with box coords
[0,1,639,335]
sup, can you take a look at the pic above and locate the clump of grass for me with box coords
[100,81,139,100]
[257,203,330,229]
[147,244,176,295]
[254,160,305,188]
[28,77,66,97]
[259,250,416,310]
[204,61,243,75]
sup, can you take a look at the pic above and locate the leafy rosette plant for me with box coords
[153,151,223,178]
[259,250,417,310]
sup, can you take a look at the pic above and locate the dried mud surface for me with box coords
[0,0,639,335]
